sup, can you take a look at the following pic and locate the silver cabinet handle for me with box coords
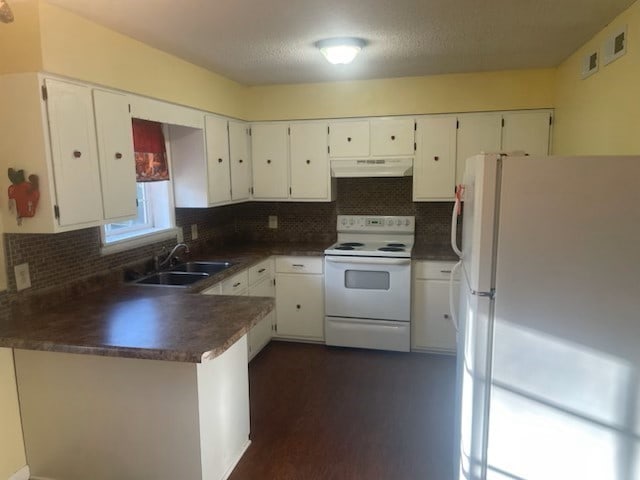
[326,256,410,266]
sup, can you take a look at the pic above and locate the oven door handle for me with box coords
[325,256,411,266]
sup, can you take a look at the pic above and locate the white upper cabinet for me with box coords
[371,117,415,156]
[289,122,330,200]
[93,89,137,221]
[251,123,289,200]
[229,121,252,201]
[329,120,370,157]
[456,113,503,185]
[45,78,103,228]
[205,116,232,205]
[413,116,457,201]
[502,110,551,156]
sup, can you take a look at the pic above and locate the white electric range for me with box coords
[324,215,415,352]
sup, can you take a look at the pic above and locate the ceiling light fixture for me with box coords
[316,38,366,65]
[0,0,14,23]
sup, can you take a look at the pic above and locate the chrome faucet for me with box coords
[155,243,190,270]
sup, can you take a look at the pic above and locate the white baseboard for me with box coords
[8,465,30,480]
[220,439,251,480]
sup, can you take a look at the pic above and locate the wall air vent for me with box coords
[581,50,599,79]
[603,25,627,66]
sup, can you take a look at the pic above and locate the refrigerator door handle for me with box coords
[449,260,462,332]
[451,186,464,258]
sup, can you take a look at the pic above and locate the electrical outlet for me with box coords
[14,263,31,291]
[177,228,184,243]
[268,215,278,229]
[191,224,198,240]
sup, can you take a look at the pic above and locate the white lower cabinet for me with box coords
[274,256,324,341]
[247,259,275,361]
[412,261,460,354]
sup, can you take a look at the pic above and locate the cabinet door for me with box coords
[275,273,324,339]
[456,113,502,185]
[290,122,329,200]
[228,121,251,201]
[93,89,136,221]
[413,116,457,201]
[329,120,369,157]
[205,116,232,205]
[502,111,551,156]
[371,117,415,156]
[412,279,458,352]
[45,78,103,227]
[251,124,289,199]
[247,277,275,361]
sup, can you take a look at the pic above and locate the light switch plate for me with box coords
[191,224,198,240]
[14,263,31,291]
[268,215,278,229]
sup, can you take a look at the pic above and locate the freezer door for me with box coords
[487,155,640,480]
[460,154,499,294]
[456,278,494,480]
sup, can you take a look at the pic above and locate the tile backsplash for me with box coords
[1,176,456,311]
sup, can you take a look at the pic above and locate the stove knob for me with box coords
[396,219,402,226]
[349,219,355,226]
[405,219,410,226]
[386,219,393,226]
[341,218,347,226]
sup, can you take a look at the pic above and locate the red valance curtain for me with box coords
[132,119,170,182]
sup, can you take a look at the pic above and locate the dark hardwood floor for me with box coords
[229,342,457,480]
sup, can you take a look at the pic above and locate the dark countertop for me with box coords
[411,243,459,261]
[0,242,328,364]
[0,241,458,363]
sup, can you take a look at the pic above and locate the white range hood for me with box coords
[330,158,413,178]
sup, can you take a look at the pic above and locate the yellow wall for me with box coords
[0,349,26,479]
[553,1,640,155]
[0,0,43,74]
[246,68,556,121]
[37,1,247,119]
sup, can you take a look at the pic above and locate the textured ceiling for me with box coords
[46,0,635,86]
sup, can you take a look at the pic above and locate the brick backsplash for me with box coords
[0,176,455,314]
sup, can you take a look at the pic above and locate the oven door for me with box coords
[324,255,411,321]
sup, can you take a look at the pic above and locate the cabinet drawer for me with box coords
[275,256,323,274]
[414,261,460,280]
[248,258,273,285]
[221,271,249,295]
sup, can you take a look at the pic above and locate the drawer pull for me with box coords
[233,282,241,287]
[258,268,266,273]
[267,159,271,164]
[440,270,452,273]
[73,150,82,158]
[115,152,123,159]
[444,314,450,319]
[292,264,305,268]
[218,158,223,163]
[296,304,301,309]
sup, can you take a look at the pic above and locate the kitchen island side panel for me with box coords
[15,349,203,480]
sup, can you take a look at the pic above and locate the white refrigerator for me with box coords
[452,154,640,480]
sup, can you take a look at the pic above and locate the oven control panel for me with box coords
[337,215,414,233]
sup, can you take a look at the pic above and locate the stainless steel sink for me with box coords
[171,261,235,275]
[133,271,209,287]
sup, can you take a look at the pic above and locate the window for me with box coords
[101,181,177,251]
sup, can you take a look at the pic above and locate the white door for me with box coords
[501,111,551,156]
[45,78,103,227]
[413,279,459,352]
[370,117,415,156]
[456,113,502,185]
[329,120,370,157]
[251,123,289,199]
[93,89,136,221]
[228,121,251,201]
[289,122,329,199]
[414,116,457,201]
[205,116,231,205]
[275,274,324,339]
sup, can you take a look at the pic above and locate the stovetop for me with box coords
[324,215,415,258]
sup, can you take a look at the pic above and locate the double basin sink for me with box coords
[132,261,234,287]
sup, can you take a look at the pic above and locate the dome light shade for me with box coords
[316,38,366,65]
